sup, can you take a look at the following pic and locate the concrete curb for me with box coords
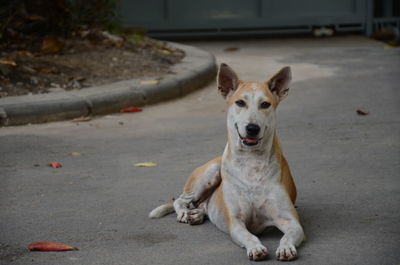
[0,42,217,126]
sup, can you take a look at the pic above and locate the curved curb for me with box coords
[0,42,217,126]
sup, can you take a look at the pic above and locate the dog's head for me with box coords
[217,63,291,150]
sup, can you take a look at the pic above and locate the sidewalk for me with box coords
[0,42,216,126]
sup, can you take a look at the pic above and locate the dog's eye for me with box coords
[235,100,246,107]
[260,101,271,109]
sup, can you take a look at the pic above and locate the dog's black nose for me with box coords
[246,124,260,137]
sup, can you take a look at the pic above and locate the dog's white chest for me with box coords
[223,151,280,188]
[222,153,282,227]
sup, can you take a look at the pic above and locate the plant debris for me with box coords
[356,109,369,115]
[0,58,17,67]
[27,241,78,252]
[0,29,184,98]
[48,162,62,168]
[134,162,157,167]
[40,37,65,54]
[224,47,240,52]
[120,107,142,113]
[71,116,92,122]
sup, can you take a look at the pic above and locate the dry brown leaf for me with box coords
[140,80,159,85]
[72,116,92,122]
[0,58,17,67]
[41,37,64,54]
[24,14,47,22]
[224,47,240,52]
[28,241,78,251]
[15,51,33,57]
[356,109,369,115]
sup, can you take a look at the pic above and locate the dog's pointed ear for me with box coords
[217,63,239,98]
[268,66,291,101]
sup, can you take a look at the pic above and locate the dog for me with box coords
[149,63,305,261]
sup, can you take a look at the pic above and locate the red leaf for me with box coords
[356,109,369,115]
[48,162,62,168]
[28,241,78,252]
[120,107,142,113]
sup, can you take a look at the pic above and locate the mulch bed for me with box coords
[0,30,185,97]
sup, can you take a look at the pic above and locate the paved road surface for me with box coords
[1,36,399,265]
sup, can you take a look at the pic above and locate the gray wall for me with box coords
[118,0,394,37]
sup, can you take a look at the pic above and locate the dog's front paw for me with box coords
[276,243,297,261]
[247,244,269,261]
[176,210,189,223]
[187,209,205,225]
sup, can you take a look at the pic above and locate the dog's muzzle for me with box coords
[235,123,262,146]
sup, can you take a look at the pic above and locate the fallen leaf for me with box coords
[24,14,47,22]
[15,51,33,57]
[0,58,17,67]
[72,116,91,122]
[78,29,90,38]
[48,162,62,168]
[120,107,142,113]
[28,241,78,252]
[69,152,81,156]
[102,31,123,42]
[159,49,171,55]
[224,47,240,52]
[69,76,86,82]
[356,109,369,115]
[140,80,159,85]
[22,66,36,74]
[41,37,64,54]
[103,38,122,47]
[134,162,157,167]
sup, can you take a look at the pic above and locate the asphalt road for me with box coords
[1,36,399,265]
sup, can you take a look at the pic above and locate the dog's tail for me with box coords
[149,202,175,219]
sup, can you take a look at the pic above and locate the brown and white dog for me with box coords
[149,63,305,261]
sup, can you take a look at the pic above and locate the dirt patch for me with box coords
[0,32,185,97]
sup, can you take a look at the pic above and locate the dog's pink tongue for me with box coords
[245,138,258,143]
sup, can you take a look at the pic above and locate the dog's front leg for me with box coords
[229,220,269,261]
[174,157,221,224]
[274,215,305,261]
[173,192,194,223]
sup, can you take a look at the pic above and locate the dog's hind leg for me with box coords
[174,157,221,224]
